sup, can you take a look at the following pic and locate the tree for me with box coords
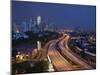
[31,60,49,73]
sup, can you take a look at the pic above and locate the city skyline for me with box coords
[12,1,96,32]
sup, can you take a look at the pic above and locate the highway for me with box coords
[57,34,93,69]
[47,40,75,71]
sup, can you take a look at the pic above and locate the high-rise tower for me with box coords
[29,18,33,31]
[37,16,42,31]
[37,16,41,26]
[22,21,27,32]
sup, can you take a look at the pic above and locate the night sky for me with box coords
[12,1,96,32]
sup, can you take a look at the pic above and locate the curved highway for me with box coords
[47,39,82,71]
[57,34,92,69]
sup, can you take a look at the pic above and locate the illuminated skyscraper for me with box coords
[37,16,43,31]
[37,16,41,26]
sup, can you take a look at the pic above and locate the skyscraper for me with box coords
[37,16,41,26]
[22,21,27,32]
[37,16,43,31]
[29,18,33,31]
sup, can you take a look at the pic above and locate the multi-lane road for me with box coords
[58,34,92,69]
[47,40,77,71]
[46,34,93,71]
